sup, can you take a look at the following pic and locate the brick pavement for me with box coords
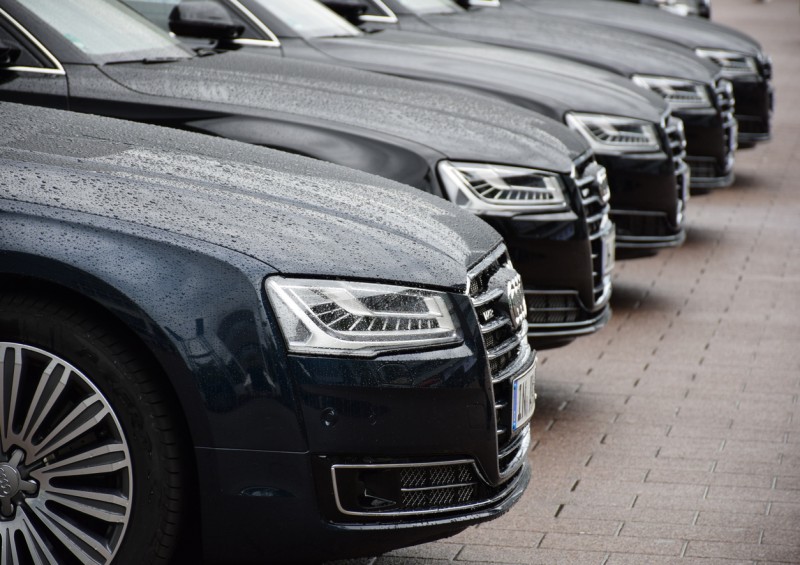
[329,1,800,563]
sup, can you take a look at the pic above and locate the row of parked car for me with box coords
[0,0,772,562]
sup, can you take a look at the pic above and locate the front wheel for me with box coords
[0,292,186,564]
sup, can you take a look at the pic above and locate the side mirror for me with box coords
[168,2,244,41]
[0,39,21,67]
[319,0,369,26]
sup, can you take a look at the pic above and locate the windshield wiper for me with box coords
[105,56,188,65]
[142,56,188,64]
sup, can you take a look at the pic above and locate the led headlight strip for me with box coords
[267,277,462,356]
[438,161,568,214]
[565,113,661,154]
[632,75,712,110]
[695,48,758,77]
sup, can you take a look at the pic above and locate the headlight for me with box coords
[438,161,568,214]
[565,113,661,154]
[695,48,758,77]
[632,75,712,110]
[266,277,462,357]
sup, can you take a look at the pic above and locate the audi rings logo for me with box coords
[506,274,526,332]
[0,467,13,497]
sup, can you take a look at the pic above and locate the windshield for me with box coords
[394,0,462,15]
[251,0,362,38]
[21,0,192,64]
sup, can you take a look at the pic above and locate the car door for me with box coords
[0,11,68,109]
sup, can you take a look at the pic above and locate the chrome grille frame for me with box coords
[466,245,534,481]
[686,80,737,187]
[664,115,690,226]
[330,458,529,518]
[716,79,738,167]
[573,152,613,309]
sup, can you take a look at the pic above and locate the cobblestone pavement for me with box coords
[328,0,800,563]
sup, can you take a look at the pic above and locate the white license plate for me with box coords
[601,228,616,277]
[511,362,536,432]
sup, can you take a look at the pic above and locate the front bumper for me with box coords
[195,447,531,563]
[196,248,535,563]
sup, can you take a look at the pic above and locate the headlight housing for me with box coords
[632,75,712,110]
[266,277,462,357]
[565,113,661,154]
[695,48,758,78]
[438,161,568,214]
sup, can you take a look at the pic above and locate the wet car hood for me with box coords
[314,29,668,122]
[0,103,502,288]
[516,0,762,55]
[415,6,719,82]
[98,51,585,172]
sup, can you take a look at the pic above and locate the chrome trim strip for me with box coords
[480,315,511,335]
[528,316,605,331]
[359,0,399,23]
[467,245,506,281]
[231,37,280,48]
[0,7,64,75]
[2,66,63,75]
[227,0,281,47]
[498,426,531,482]
[471,288,503,308]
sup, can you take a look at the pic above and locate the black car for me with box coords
[341,0,738,190]
[0,101,536,563]
[136,0,688,260]
[513,0,771,146]
[0,0,614,350]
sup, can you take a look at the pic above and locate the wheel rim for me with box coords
[0,343,132,565]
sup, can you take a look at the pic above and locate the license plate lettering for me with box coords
[512,363,536,431]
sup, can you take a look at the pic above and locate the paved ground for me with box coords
[329,1,800,563]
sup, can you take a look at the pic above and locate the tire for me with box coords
[0,291,186,565]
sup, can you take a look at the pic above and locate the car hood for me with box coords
[0,103,502,288]
[517,0,762,55]
[314,29,668,122]
[416,6,718,82]
[98,51,585,172]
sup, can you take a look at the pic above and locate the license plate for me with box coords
[511,362,536,432]
[601,228,616,277]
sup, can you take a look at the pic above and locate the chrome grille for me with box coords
[716,79,738,170]
[573,153,612,307]
[467,246,533,479]
[664,115,690,224]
